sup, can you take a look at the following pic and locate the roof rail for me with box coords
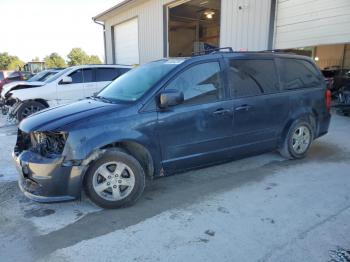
[192,47,234,56]
[191,47,300,57]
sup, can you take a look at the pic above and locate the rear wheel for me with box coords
[279,120,314,159]
[84,149,146,209]
[17,100,46,121]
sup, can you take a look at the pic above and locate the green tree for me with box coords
[67,48,89,66]
[0,52,24,70]
[44,53,67,68]
[67,48,103,66]
[88,55,102,64]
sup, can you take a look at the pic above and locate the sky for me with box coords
[0,0,124,62]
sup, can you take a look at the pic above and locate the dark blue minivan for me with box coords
[13,50,331,208]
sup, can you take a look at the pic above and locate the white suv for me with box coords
[1,64,131,121]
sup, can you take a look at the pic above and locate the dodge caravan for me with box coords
[13,50,331,208]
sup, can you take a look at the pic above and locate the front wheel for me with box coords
[84,149,146,209]
[279,120,314,159]
[17,100,46,121]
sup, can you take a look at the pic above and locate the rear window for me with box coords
[276,58,322,90]
[227,59,279,98]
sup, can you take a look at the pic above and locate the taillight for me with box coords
[326,89,331,112]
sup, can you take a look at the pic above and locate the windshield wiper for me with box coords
[90,95,114,103]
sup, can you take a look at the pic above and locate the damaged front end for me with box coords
[13,129,84,202]
[0,93,14,115]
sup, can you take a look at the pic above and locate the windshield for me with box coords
[27,70,57,82]
[98,60,183,102]
[44,67,71,83]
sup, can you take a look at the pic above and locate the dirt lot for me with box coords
[0,114,350,262]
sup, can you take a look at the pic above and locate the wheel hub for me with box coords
[292,125,311,154]
[92,161,135,201]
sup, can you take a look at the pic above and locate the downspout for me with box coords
[267,0,277,50]
[93,18,107,64]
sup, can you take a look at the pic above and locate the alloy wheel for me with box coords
[92,161,135,201]
[292,125,311,154]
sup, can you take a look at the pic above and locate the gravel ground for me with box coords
[0,113,349,262]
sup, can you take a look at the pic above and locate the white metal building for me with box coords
[94,0,350,69]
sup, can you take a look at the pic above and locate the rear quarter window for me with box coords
[276,58,322,90]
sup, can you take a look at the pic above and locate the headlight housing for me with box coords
[31,131,68,158]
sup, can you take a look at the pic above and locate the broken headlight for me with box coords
[31,131,68,158]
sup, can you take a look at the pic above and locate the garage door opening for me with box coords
[167,0,221,57]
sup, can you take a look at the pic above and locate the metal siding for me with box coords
[220,0,271,51]
[104,0,173,64]
[103,0,272,64]
[275,0,350,49]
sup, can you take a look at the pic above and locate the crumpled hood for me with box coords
[19,98,129,132]
[1,81,45,97]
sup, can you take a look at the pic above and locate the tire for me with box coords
[17,100,46,121]
[84,149,146,209]
[279,119,314,160]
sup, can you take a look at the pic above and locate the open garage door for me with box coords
[275,0,350,49]
[113,18,139,65]
[167,0,221,57]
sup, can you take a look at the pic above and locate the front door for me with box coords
[56,69,86,104]
[157,61,233,172]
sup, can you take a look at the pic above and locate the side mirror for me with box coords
[60,76,72,84]
[159,89,184,108]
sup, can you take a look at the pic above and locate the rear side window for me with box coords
[276,58,322,90]
[96,68,120,82]
[166,61,224,106]
[227,59,278,98]
[82,69,94,83]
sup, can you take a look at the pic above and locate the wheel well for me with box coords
[100,141,155,178]
[33,99,49,108]
[279,113,318,148]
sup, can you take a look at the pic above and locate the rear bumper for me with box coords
[13,150,85,203]
[316,113,331,138]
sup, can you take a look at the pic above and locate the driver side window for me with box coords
[68,70,83,84]
[166,62,224,106]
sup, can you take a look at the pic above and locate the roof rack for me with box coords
[191,47,299,57]
[192,47,234,56]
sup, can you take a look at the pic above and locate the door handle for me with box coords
[234,104,252,112]
[213,108,232,116]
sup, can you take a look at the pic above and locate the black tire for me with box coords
[17,100,46,121]
[84,149,146,209]
[279,119,314,160]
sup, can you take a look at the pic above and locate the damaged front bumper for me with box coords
[13,150,85,203]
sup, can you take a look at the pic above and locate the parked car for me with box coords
[0,69,63,115]
[0,70,33,93]
[1,65,131,121]
[322,68,350,97]
[335,85,350,116]
[13,51,331,208]
[27,69,63,82]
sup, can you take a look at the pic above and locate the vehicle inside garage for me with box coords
[168,0,221,57]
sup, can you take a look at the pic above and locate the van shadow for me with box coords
[31,141,348,259]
